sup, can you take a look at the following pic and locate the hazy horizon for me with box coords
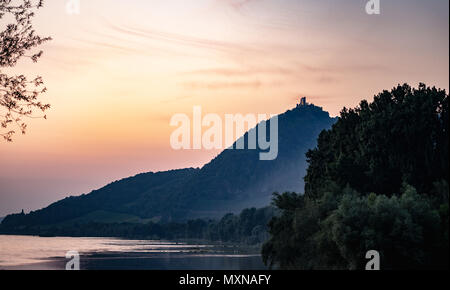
[0,0,449,217]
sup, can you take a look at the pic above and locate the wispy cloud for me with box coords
[182,79,289,90]
[105,21,262,57]
[220,0,259,10]
[299,62,389,74]
[184,80,262,90]
[181,67,294,77]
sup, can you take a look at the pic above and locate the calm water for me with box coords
[0,235,266,270]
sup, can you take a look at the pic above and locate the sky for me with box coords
[0,0,448,216]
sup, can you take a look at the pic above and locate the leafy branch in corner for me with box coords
[0,0,51,141]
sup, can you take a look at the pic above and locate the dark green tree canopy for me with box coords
[304,83,448,199]
[263,84,449,270]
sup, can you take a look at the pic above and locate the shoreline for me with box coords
[0,235,266,270]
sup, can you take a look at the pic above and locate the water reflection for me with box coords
[0,235,266,270]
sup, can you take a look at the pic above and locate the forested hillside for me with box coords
[1,103,335,229]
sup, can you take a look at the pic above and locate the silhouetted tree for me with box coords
[304,83,448,198]
[263,84,449,270]
[0,0,51,141]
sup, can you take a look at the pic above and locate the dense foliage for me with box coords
[0,207,276,245]
[263,84,449,269]
[304,83,448,198]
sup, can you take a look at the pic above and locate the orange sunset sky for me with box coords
[0,0,449,216]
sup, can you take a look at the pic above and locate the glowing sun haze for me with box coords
[0,0,448,216]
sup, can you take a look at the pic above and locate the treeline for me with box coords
[263,84,449,269]
[0,207,276,245]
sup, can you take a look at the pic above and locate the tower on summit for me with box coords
[298,97,308,107]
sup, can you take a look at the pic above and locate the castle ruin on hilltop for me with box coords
[297,97,309,107]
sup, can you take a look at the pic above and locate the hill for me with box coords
[1,103,336,229]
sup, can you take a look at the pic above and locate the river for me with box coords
[0,235,266,270]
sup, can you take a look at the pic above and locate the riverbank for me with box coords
[0,235,266,270]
